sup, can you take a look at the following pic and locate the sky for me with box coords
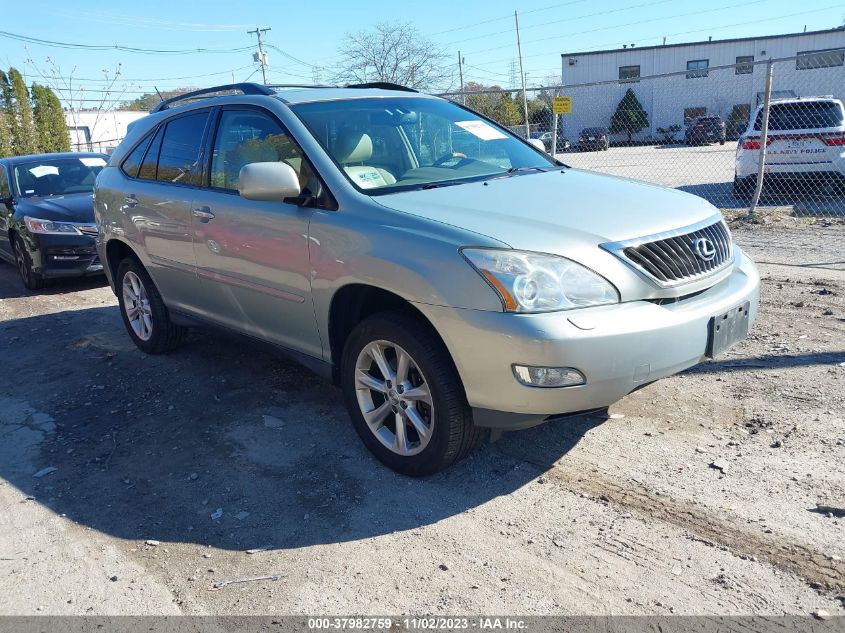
[1,0,843,106]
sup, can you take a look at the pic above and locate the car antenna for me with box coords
[154,86,164,103]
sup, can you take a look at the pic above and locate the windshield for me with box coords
[13,156,107,198]
[290,97,555,194]
[754,102,844,131]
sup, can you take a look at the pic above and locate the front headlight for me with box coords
[462,248,619,313]
[24,216,82,235]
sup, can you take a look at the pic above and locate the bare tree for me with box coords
[26,56,127,151]
[332,22,453,91]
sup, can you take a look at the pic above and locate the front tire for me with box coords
[341,312,482,476]
[13,233,46,291]
[116,257,187,354]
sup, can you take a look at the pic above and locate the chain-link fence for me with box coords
[438,52,845,222]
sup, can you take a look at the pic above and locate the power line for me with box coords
[460,0,768,58]
[466,4,843,69]
[0,29,254,55]
[427,0,592,37]
[43,9,253,32]
[264,44,320,69]
[443,0,675,47]
[34,65,256,84]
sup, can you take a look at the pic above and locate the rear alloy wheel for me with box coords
[116,257,187,354]
[13,233,46,290]
[342,313,481,476]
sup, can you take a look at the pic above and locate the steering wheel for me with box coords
[431,152,471,168]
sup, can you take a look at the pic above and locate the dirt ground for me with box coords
[0,221,843,616]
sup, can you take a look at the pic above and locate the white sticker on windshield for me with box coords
[29,165,59,178]
[455,120,508,141]
[80,157,107,167]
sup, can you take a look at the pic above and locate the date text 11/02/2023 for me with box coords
[307,618,528,630]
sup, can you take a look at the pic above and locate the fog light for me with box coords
[512,365,585,388]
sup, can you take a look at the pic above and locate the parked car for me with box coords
[0,152,107,289]
[94,83,759,476]
[726,118,748,141]
[684,115,726,145]
[734,97,845,198]
[530,130,570,153]
[577,127,609,151]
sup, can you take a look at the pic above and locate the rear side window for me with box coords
[754,102,844,131]
[121,132,154,178]
[156,112,210,185]
[138,126,164,180]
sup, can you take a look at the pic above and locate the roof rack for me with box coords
[345,82,417,93]
[267,83,336,89]
[150,83,275,113]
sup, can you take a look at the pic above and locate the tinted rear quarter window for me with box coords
[138,126,164,180]
[156,112,209,185]
[754,102,844,131]
[121,133,154,178]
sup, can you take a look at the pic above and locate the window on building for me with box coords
[686,59,709,79]
[796,49,845,70]
[735,56,754,74]
[684,107,707,124]
[619,65,640,82]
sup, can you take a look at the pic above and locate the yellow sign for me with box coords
[552,96,572,114]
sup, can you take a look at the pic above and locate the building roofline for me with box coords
[560,27,845,58]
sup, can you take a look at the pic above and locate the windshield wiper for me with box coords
[505,166,548,174]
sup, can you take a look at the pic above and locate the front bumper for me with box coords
[415,248,759,429]
[31,233,103,278]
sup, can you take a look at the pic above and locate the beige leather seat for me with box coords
[335,131,396,189]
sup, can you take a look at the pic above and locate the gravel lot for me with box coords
[0,222,843,616]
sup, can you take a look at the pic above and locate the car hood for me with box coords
[14,193,95,223]
[375,168,721,254]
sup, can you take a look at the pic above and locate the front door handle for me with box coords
[124,195,139,207]
[192,207,215,222]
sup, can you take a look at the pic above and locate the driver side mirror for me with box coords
[527,138,547,153]
[238,162,301,202]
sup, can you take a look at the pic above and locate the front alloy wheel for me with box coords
[354,340,434,457]
[342,313,481,476]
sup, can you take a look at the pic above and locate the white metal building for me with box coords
[65,110,147,154]
[559,28,845,142]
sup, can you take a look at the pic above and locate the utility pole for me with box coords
[458,51,465,105]
[514,11,530,138]
[247,27,271,85]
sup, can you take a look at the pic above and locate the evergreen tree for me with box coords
[0,70,13,156]
[4,68,38,155]
[609,88,649,143]
[46,86,70,152]
[0,108,11,158]
[31,83,70,153]
[9,68,38,156]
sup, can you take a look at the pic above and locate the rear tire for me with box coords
[116,257,187,354]
[733,176,755,200]
[341,312,482,476]
[13,233,46,291]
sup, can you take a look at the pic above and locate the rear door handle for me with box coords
[192,207,215,222]
[124,195,139,207]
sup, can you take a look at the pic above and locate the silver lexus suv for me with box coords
[94,83,759,476]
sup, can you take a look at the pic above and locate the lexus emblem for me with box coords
[693,237,717,261]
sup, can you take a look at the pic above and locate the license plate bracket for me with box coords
[706,301,751,358]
